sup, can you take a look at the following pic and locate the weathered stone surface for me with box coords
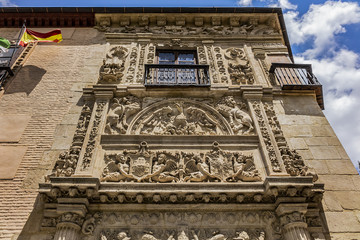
[0,115,31,142]
[322,192,343,212]
[305,160,329,174]
[320,175,357,191]
[326,160,359,175]
[332,191,360,210]
[325,211,360,232]
[0,146,27,179]
[289,138,308,150]
[309,146,341,160]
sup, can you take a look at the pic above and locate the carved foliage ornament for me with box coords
[224,48,254,85]
[263,102,318,181]
[99,46,129,84]
[101,142,261,183]
[49,103,93,178]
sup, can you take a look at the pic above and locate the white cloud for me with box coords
[295,49,360,169]
[284,1,360,58]
[268,0,297,10]
[237,0,253,6]
[0,0,17,7]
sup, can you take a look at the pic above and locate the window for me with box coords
[157,50,197,65]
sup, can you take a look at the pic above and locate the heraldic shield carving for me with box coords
[101,142,261,183]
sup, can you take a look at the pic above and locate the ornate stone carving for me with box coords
[99,229,265,240]
[58,212,84,227]
[130,100,231,135]
[146,44,155,64]
[105,96,141,135]
[48,103,93,178]
[213,47,228,83]
[263,102,318,181]
[252,101,281,172]
[95,17,111,32]
[81,101,106,170]
[216,96,254,135]
[204,45,219,83]
[101,142,261,183]
[115,23,278,36]
[224,48,254,85]
[136,44,146,83]
[125,46,138,83]
[279,211,306,228]
[99,46,129,83]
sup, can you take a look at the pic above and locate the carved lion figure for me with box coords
[216,96,254,135]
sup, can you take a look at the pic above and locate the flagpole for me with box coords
[8,20,26,67]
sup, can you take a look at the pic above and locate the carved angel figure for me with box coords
[105,96,141,134]
[184,154,222,182]
[101,154,136,182]
[140,153,179,183]
[216,96,254,135]
[226,153,261,182]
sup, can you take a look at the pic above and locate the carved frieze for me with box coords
[224,48,254,85]
[48,103,93,178]
[263,102,318,181]
[216,96,254,135]
[99,46,129,84]
[125,46,139,83]
[101,142,261,183]
[104,96,141,135]
[213,47,228,83]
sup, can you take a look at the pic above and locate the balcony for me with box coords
[269,63,324,109]
[144,64,210,87]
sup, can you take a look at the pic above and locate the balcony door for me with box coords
[157,50,197,84]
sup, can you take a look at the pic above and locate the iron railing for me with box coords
[144,64,210,86]
[269,63,324,109]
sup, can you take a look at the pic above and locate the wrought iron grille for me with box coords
[144,64,210,86]
[269,63,324,109]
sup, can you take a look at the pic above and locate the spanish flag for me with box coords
[19,28,62,47]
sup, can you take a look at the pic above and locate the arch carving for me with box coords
[127,99,233,135]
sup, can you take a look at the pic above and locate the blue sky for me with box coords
[2,0,360,171]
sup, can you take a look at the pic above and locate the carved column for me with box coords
[276,204,311,240]
[54,212,84,240]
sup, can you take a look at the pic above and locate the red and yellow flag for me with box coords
[19,28,62,47]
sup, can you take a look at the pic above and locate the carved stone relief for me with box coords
[224,48,254,85]
[213,47,228,83]
[216,96,254,135]
[48,103,93,178]
[136,44,146,83]
[99,46,129,84]
[263,102,318,181]
[125,45,139,83]
[252,101,281,172]
[204,45,219,83]
[82,101,106,170]
[104,96,141,135]
[101,142,261,183]
[129,99,232,135]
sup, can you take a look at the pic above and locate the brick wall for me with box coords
[0,28,105,239]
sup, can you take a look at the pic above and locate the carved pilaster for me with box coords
[276,204,311,240]
[54,212,84,240]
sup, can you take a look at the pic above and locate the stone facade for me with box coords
[0,7,359,240]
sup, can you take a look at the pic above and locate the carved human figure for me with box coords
[226,154,261,182]
[105,96,141,134]
[101,154,136,182]
[184,155,221,182]
[216,96,254,134]
[140,153,179,183]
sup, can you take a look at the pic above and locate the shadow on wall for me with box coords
[280,95,324,117]
[5,65,46,95]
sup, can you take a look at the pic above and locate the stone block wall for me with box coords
[0,28,105,240]
[274,94,360,239]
